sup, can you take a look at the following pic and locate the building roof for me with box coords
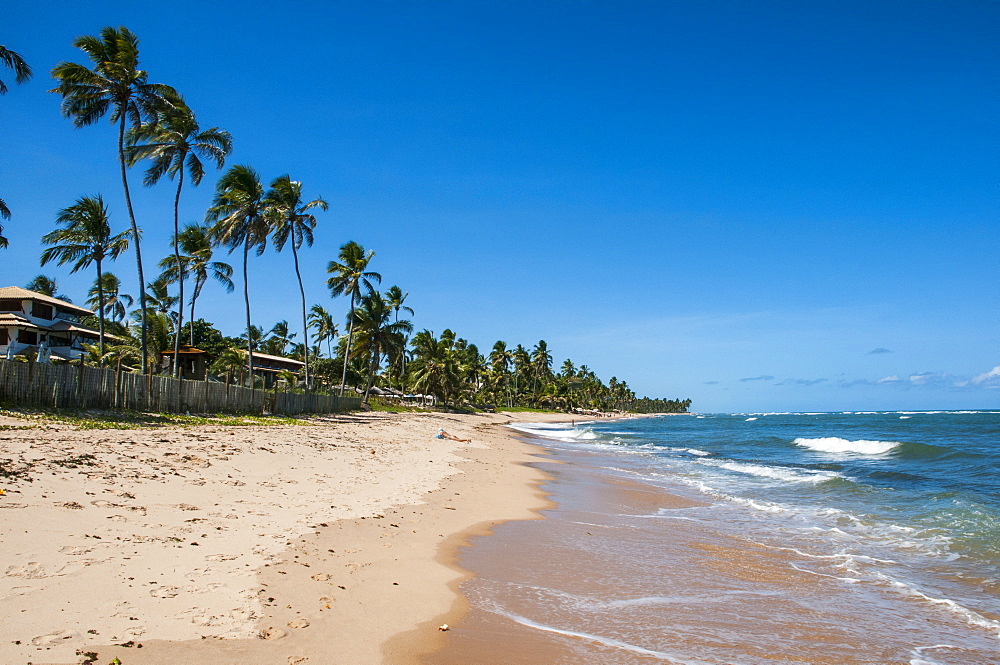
[238,349,306,367]
[0,312,37,328]
[159,345,207,356]
[0,287,94,316]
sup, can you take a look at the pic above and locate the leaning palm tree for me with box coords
[50,26,174,372]
[265,175,327,388]
[206,164,268,385]
[326,241,381,396]
[0,45,32,95]
[126,93,231,376]
[159,223,234,345]
[40,195,130,355]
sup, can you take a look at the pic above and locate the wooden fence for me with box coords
[0,360,361,415]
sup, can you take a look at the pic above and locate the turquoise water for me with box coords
[484,411,1000,664]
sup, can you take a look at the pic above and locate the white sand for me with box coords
[0,410,565,664]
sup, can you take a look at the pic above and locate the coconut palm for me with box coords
[87,272,133,323]
[159,223,234,345]
[0,45,32,95]
[206,164,268,384]
[50,26,175,372]
[0,198,8,248]
[384,286,414,387]
[265,175,327,387]
[25,275,70,301]
[308,304,338,358]
[210,347,245,385]
[351,292,412,402]
[0,45,29,249]
[40,195,130,355]
[262,320,296,356]
[326,241,381,396]
[126,93,232,376]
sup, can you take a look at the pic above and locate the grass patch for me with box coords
[0,408,310,430]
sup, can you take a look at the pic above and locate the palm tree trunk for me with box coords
[189,285,197,346]
[172,168,185,378]
[291,240,310,390]
[242,237,253,388]
[96,258,106,357]
[118,113,148,373]
[364,342,379,404]
[339,294,356,397]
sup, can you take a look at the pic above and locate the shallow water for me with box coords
[427,411,1000,664]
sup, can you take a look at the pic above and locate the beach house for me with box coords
[0,286,102,361]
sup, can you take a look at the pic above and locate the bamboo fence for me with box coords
[0,360,360,415]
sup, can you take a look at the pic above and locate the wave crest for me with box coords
[795,437,901,455]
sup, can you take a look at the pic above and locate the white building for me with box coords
[0,286,103,361]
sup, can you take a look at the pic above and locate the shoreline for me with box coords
[0,409,572,664]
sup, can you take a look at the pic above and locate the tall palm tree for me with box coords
[206,164,268,385]
[265,175,327,388]
[50,26,174,372]
[0,45,32,95]
[126,93,232,376]
[351,292,412,402]
[0,199,8,248]
[159,223,233,345]
[87,272,133,323]
[326,241,381,396]
[308,304,337,358]
[384,286,414,387]
[0,46,30,247]
[40,195,130,355]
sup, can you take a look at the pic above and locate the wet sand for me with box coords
[423,441,996,665]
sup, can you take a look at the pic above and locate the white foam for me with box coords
[745,417,757,421]
[507,424,599,441]
[488,607,705,663]
[794,437,901,455]
[700,459,841,484]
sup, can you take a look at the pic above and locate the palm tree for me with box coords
[326,241,381,396]
[159,223,233,345]
[530,340,553,402]
[0,45,32,95]
[25,275,70,301]
[0,46,30,247]
[0,197,8,248]
[126,93,232,376]
[206,164,268,385]
[50,26,174,372]
[87,272,133,323]
[308,304,338,358]
[384,286,414,387]
[262,320,295,356]
[265,175,327,388]
[40,195,130,355]
[210,347,245,385]
[351,292,412,402]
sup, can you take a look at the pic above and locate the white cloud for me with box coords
[972,366,1000,385]
[877,375,902,384]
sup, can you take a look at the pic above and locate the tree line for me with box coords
[0,30,690,415]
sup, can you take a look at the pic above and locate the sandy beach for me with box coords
[0,409,567,665]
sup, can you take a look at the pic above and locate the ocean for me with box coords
[426,411,1000,665]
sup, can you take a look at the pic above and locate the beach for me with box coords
[0,409,565,665]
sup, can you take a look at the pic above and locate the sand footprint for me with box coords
[31,629,78,646]
[150,585,180,598]
[6,562,46,578]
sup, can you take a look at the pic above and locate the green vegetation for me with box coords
[2,27,690,416]
[0,407,308,430]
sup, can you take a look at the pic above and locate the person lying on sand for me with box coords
[435,428,471,443]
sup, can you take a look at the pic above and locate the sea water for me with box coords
[431,411,1000,664]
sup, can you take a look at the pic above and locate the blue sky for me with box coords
[2,1,997,412]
